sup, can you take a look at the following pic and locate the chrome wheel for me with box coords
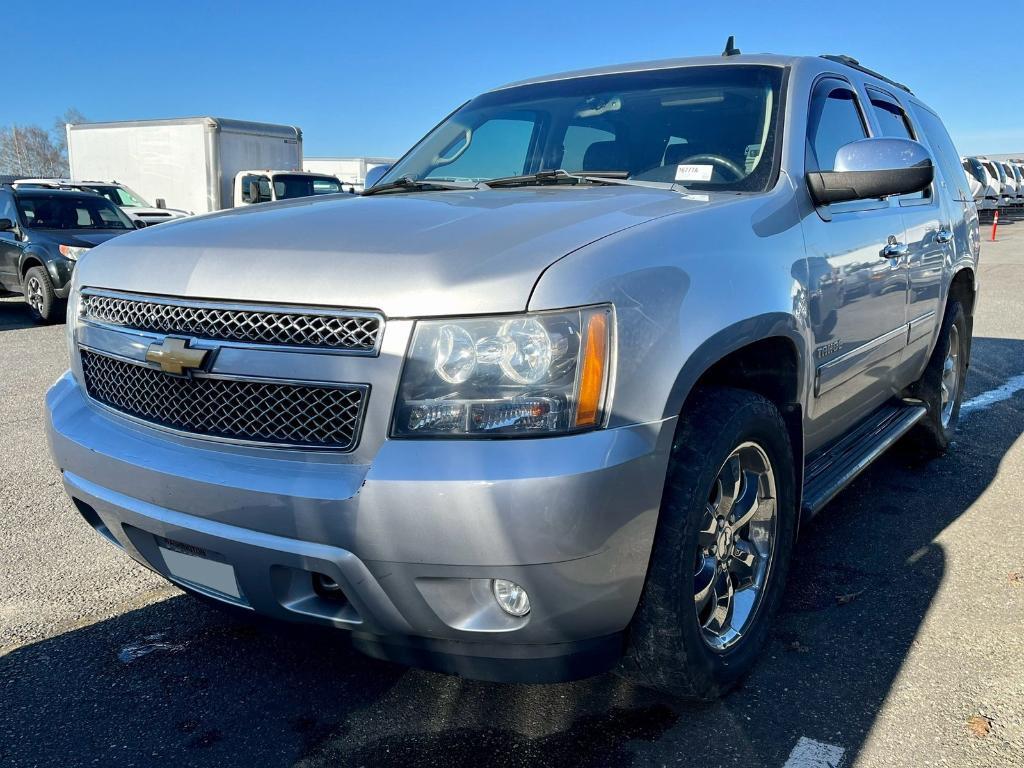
[940,324,960,428]
[694,442,777,651]
[26,275,45,315]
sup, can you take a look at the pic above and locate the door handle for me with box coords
[881,236,910,259]
[936,228,953,244]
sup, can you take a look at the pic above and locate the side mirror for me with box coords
[0,218,15,232]
[134,219,147,229]
[807,137,934,206]
[247,180,262,203]
[155,198,167,209]
[364,165,390,189]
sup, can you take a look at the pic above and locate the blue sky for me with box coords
[13,0,1024,158]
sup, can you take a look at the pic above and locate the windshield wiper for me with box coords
[361,176,478,196]
[481,169,629,189]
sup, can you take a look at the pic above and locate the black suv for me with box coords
[0,186,140,323]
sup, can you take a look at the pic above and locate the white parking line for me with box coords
[961,373,1024,416]
[782,737,845,768]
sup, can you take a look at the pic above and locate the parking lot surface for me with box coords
[2,214,1023,768]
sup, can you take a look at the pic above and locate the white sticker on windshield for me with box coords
[675,164,714,182]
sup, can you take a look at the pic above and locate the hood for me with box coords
[35,229,129,247]
[76,186,723,317]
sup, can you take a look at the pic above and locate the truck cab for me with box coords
[234,170,348,206]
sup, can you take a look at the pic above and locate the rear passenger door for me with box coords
[865,89,948,381]
[801,78,909,443]
[904,102,977,370]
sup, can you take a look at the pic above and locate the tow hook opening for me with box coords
[312,572,349,603]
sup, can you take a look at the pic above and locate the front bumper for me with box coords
[47,373,675,681]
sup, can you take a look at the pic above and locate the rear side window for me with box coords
[869,96,914,140]
[909,104,972,203]
[869,92,925,200]
[807,84,867,172]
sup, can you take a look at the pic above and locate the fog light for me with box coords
[492,579,530,617]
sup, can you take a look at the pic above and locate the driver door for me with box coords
[0,191,24,291]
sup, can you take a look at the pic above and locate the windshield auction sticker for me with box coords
[675,164,714,182]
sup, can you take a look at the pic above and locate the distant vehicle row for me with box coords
[961,156,1023,214]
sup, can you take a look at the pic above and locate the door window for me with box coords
[868,91,926,200]
[240,174,271,203]
[807,84,867,172]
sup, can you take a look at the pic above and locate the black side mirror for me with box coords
[0,217,15,232]
[248,181,263,203]
[155,198,167,209]
[807,137,934,206]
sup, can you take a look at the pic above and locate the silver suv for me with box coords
[46,51,979,699]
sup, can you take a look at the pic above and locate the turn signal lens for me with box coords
[575,311,609,427]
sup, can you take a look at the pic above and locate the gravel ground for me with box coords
[1,213,1023,768]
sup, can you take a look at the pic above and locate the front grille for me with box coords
[81,350,365,450]
[81,292,381,352]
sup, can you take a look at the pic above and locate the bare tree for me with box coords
[0,124,65,177]
[53,107,88,169]
[0,108,88,178]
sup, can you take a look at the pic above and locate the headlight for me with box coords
[392,306,612,437]
[58,245,90,261]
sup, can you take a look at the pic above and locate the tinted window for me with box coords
[0,193,16,227]
[271,174,340,200]
[386,65,785,192]
[910,104,972,202]
[16,194,132,230]
[807,86,867,172]
[870,97,914,139]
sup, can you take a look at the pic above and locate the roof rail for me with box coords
[819,54,913,95]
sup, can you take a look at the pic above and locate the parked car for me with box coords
[981,158,1014,209]
[1005,162,1024,206]
[0,187,141,322]
[46,50,979,699]
[962,157,998,214]
[14,179,192,226]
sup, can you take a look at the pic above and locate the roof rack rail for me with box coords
[820,54,913,95]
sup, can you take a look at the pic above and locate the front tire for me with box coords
[620,387,797,700]
[23,266,64,324]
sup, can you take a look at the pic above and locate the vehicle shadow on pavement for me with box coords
[2,337,1021,768]
[0,300,43,332]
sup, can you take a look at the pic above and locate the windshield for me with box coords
[85,184,151,208]
[272,174,343,199]
[381,65,784,192]
[17,193,134,230]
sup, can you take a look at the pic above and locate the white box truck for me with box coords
[67,117,304,214]
[304,157,395,192]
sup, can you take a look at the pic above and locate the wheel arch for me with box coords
[664,315,807,532]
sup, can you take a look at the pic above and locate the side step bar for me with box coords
[802,403,927,518]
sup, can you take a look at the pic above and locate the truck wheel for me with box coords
[620,387,796,700]
[23,266,63,324]
[907,299,967,454]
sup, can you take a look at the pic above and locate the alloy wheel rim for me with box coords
[694,441,778,651]
[940,325,960,428]
[26,277,44,313]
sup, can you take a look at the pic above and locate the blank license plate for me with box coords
[159,546,241,598]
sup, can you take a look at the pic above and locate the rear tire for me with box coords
[907,299,967,455]
[619,387,797,700]
[23,266,64,324]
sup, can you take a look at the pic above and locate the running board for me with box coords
[802,403,927,518]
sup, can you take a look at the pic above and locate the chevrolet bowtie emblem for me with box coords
[145,338,209,375]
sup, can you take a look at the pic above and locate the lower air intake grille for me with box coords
[80,350,365,450]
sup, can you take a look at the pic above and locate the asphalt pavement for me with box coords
[1,214,1023,768]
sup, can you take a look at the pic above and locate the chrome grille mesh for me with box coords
[81,293,381,352]
[81,350,365,449]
